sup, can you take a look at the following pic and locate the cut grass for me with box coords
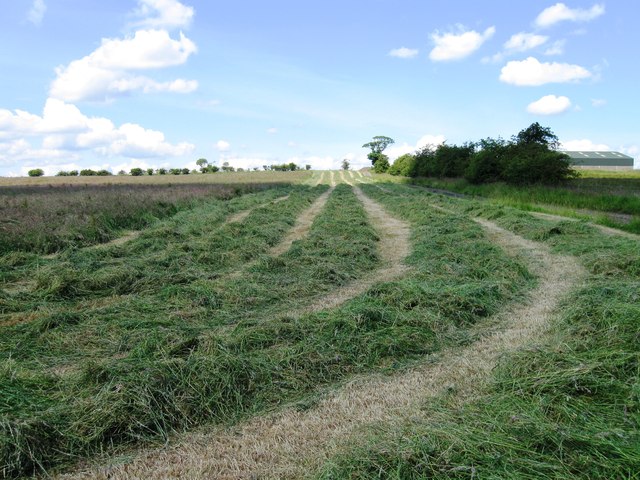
[0,185,534,478]
[405,176,640,234]
[317,185,639,479]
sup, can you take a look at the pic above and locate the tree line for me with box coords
[365,123,575,185]
[27,160,311,177]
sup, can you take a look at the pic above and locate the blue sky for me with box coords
[1,0,638,175]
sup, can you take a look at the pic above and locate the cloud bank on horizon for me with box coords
[0,0,637,175]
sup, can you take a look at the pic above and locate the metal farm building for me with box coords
[564,151,635,170]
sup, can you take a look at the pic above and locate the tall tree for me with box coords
[362,136,395,154]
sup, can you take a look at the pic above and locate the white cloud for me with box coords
[0,138,78,166]
[0,98,89,138]
[216,140,230,151]
[527,94,572,115]
[484,32,549,63]
[561,139,609,151]
[388,47,419,59]
[0,99,194,166]
[500,56,591,86]
[267,127,278,134]
[385,134,446,160]
[544,39,566,55]
[429,26,495,61]
[50,29,197,102]
[27,0,46,26]
[132,0,194,29]
[535,3,605,28]
[504,32,548,52]
[591,98,606,107]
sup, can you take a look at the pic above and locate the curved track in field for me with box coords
[61,203,585,480]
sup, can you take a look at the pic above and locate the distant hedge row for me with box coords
[389,123,575,185]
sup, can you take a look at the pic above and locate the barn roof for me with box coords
[562,151,634,167]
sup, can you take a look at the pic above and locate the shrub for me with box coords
[389,154,415,176]
[465,137,508,184]
[80,169,97,176]
[368,153,390,173]
[96,170,112,176]
[130,168,144,176]
[28,168,44,177]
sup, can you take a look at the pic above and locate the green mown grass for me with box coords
[404,176,640,234]
[318,185,639,479]
[0,185,533,477]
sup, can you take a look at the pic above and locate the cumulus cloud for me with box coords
[535,3,605,28]
[385,134,446,160]
[132,0,194,29]
[527,94,572,115]
[27,0,47,26]
[0,99,194,167]
[561,139,609,151]
[216,140,230,151]
[500,56,591,86]
[388,47,419,59]
[50,29,197,102]
[0,98,89,138]
[429,26,495,61]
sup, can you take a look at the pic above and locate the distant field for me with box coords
[0,170,313,187]
[0,171,637,478]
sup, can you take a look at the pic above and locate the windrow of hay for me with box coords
[269,189,333,256]
[60,211,584,479]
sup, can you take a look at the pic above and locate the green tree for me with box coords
[371,153,390,173]
[388,153,415,176]
[196,158,208,168]
[157,168,167,175]
[362,135,395,155]
[341,159,350,170]
[146,168,154,175]
[305,164,311,170]
[130,167,144,176]
[80,169,97,176]
[514,122,560,149]
[28,168,44,177]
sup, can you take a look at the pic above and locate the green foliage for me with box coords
[464,137,508,184]
[501,143,574,185]
[363,136,395,155]
[306,164,312,170]
[130,168,144,176]
[157,168,167,175]
[146,168,154,176]
[370,153,390,173]
[169,168,182,175]
[388,153,415,176]
[514,121,560,149]
[79,169,97,176]
[341,159,350,170]
[181,168,190,175]
[269,162,300,171]
[96,169,111,176]
[201,165,219,174]
[196,158,208,168]
[27,169,44,177]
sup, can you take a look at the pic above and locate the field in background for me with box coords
[0,170,313,187]
[0,170,637,478]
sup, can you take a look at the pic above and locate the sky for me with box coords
[1,0,638,176]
